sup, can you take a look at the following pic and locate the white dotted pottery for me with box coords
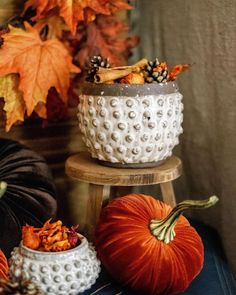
[9,235,101,295]
[78,82,183,168]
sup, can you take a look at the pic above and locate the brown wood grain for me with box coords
[85,184,111,240]
[160,181,177,207]
[66,151,182,186]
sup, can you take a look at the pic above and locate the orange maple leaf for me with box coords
[0,22,80,117]
[25,0,111,34]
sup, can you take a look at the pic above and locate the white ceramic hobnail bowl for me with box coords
[9,235,101,295]
[78,82,183,168]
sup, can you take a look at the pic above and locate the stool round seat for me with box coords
[65,152,182,186]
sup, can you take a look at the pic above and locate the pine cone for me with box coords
[86,55,110,82]
[143,58,168,83]
[0,279,45,295]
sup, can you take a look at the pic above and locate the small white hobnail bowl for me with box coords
[9,235,101,295]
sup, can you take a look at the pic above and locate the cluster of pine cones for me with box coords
[86,56,168,84]
[0,278,44,295]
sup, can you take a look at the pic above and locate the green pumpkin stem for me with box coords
[0,181,7,199]
[150,196,219,244]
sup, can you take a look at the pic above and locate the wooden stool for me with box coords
[65,151,182,239]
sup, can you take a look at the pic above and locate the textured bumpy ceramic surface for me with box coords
[78,82,183,167]
[9,236,101,295]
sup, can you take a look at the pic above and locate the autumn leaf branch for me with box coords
[0,0,138,131]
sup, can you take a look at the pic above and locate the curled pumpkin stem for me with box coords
[150,196,219,244]
[0,181,7,199]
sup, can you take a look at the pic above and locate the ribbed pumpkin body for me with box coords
[0,250,8,280]
[95,194,204,295]
[0,139,57,256]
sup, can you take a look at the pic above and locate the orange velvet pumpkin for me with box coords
[95,194,218,295]
[0,250,8,280]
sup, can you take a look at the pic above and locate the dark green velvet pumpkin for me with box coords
[0,138,57,256]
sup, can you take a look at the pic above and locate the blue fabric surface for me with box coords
[82,222,236,295]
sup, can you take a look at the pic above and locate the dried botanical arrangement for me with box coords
[0,0,138,131]
[22,219,81,252]
[86,55,191,84]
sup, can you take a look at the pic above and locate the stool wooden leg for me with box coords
[160,181,176,207]
[86,184,111,241]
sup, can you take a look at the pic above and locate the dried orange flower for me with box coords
[168,64,191,81]
[22,220,81,252]
[22,225,41,250]
[120,73,145,84]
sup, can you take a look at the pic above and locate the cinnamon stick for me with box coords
[95,69,133,83]
[98,58,148,73]
[95,58,148,83]
[130,58,148,71]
